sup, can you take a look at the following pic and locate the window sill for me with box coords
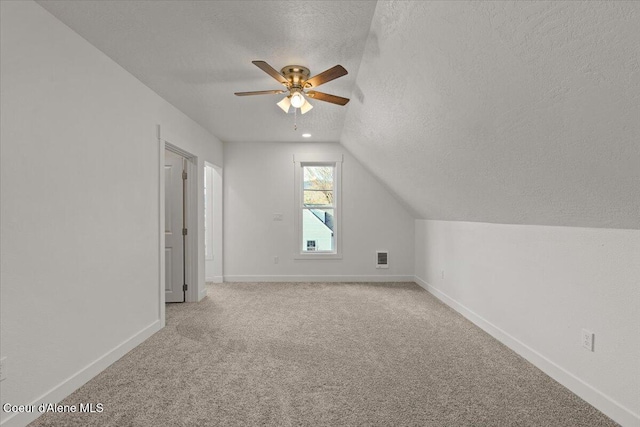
[294,253,343,260]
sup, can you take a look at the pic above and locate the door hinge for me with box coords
[182,171,187,180]
[183,284,188,291]
[182,228,188,236]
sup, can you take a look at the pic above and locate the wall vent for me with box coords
[376,251,389,269]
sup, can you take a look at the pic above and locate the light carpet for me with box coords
[29,282,617,426]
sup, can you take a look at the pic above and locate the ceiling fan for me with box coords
[234,60,350,114]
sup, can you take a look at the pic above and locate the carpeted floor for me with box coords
[29,282,617,426]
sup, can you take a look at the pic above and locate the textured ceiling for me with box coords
[37,0,376,143]
[36,1,639,228]
[342,1,640,229]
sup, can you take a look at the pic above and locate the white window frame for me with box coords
[294,154,343,260]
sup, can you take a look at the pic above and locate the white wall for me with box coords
[224,142,414,281]
[414,220,640,426]
[0,2,222,426]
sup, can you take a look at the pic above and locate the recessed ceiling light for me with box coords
[302,133,311,138]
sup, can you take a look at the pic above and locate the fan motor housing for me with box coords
[281,65,310,87]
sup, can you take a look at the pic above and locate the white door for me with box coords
[165,149,185,302]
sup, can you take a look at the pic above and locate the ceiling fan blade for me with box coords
[304,65,348,88]
[306,91,350,106]
[234,89,286,96]
[252,60,289,85]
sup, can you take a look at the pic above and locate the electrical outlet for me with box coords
[581,329,594,352]
[441,270,445,279]
[273,213,283,221]
[274,256,279,264]
[0,357,6,381]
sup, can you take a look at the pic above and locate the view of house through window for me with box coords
[302,165,335,252]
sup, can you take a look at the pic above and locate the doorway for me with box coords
[161,140,197,309]
[165,148,187,302]
[157,125,220,323]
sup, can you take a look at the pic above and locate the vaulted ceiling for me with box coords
[37,1,640,229]
[36,0,376,143]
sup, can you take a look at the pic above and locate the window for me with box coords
[294,155,342,259]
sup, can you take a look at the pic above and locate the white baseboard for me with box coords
[413,276,639,427]
[1,320,162,427]
[199,288,207,301]
[224,275,415,283]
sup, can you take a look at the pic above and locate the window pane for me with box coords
[304,190,333,206]
[303,166,333,206]
[304,166,333,190]
[302,208,334,252]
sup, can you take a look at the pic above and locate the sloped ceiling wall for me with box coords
[342,1,639,229]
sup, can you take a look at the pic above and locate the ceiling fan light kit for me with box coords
[290,91,305,108]
[276,96,291,113]
[235,60,350,122]
[300,99,313,114]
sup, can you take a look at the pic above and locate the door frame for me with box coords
[204,162,224,284]
[157,126,199,324]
